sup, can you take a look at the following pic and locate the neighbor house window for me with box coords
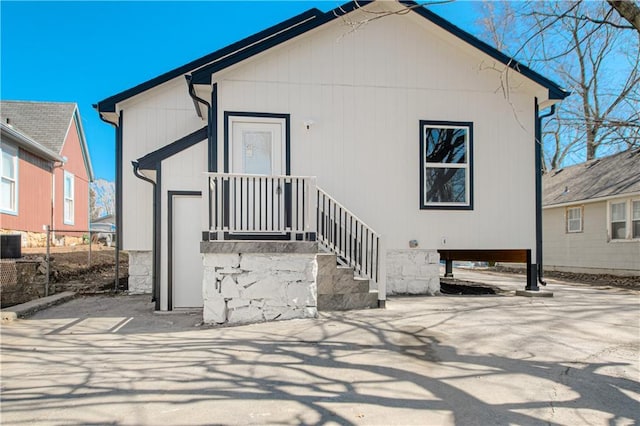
[420,121,473,209]
[633,200,640,239]
[63,171,74,225]
[610,201,627,240]
[566,206,583,233]
[1,143,18,215]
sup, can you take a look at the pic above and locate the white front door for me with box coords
[172,194,203,308]
[231,119,284,175]
[229,117,286,232]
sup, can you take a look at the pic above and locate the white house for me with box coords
[96,1,568,324]
[543,149,640,276]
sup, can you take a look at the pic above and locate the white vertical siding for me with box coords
[215,11,538,254]
[544,201,640,274]
[159,142,207,311]
[119,80,205,250]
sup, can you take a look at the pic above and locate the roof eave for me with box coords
[136,125,208,170]
[190,1,372,85]
[1,123,66,163]
[401,0,569,100]
[95,7,325,113]
[96,0,569,113]
[543,190,640,209]
[72,107,95,181]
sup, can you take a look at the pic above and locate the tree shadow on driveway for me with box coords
[1,293,638,425]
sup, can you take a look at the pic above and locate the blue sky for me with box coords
[1,1,480,181]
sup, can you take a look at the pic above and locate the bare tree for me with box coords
[89,186,100,221]
[608,0,640,32]
[480,1,640,169]
[90,179,116,219]
[337,0,453,34]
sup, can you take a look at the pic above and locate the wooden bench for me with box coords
[438,249,531,281]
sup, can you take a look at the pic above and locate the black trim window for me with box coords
[420,120,473,210]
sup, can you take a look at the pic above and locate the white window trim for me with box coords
[566,206,583,233]
[420,122,473,209]
[632,199,640,240]
[63,170,75,225]
[607,198,640,242]
[1,143,18,216]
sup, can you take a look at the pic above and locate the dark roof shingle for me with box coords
[543,149,640,206]
[0,101,76,155]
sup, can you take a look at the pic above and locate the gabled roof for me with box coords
[96,7,325,114]
[1,100,76,154]
[96,0,568,115]
[403,1,568,101]
[543,149,640,207]
[0,100,94,180]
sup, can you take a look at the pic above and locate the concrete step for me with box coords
[316,251,379,311]
[318,274,370,295]
[336,265,359,278]
[318,290,379,311]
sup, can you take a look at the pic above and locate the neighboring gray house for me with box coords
[543,149,640,276]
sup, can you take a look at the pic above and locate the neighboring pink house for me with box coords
[0,101,94,246]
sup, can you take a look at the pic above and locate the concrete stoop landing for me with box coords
[316,253,379,311]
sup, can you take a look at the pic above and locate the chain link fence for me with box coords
[40,226,127,296]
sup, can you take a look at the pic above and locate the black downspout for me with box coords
[97,111,123,292]
[132,161,160,308]
[186,75,211,110]
[531,99,556,290]
[187,75,217,237]
[186,75,215,171]
[209,83,218,173]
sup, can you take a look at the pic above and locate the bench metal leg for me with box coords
[444,259,454,278]
[525,250,539,291]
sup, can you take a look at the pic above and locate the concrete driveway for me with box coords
[1,270,638,425]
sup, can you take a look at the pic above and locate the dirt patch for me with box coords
[440,278,502,295]
[21,244,128,294]
[492,266,640,290]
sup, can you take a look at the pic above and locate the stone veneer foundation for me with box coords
[127,251,153,294]
[200,241,318,325]
[0,230,84,248]
[386,249,440,295]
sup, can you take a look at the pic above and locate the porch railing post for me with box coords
[308,177,317,236]
[204,175,212,240]
[205,172,319,237]
[375,236,387,308]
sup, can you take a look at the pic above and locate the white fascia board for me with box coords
[0,123,66,163]
[538,98,562,110]
[99,111,119,126]
[73,107,95,181]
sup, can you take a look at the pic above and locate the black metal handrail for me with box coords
[316,188,380,282]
